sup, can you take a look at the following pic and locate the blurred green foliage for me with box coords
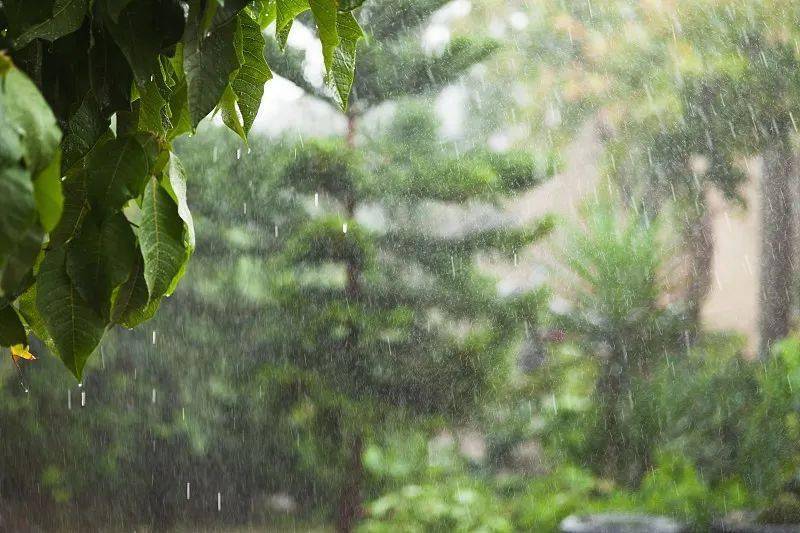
[551,200,685,484]
[5,1,800,532]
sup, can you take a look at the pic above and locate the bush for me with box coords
[361,480,512,533]
[359,424,746,532]
[554,199,685,484]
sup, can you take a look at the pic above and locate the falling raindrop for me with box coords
[152,331,157,345]
[342,222,348,234]
[513,252,518,266]
[450,256,456,277]
[186,482,191,500]
[274,225,279,237]
[68,390,72,410]
[81,390,86,407]
[182,407,186,421]
[152,388,157,404]
[243,202,247,215]
[314,192,319,207]
[236,148,241,160]
[217,492,222,512]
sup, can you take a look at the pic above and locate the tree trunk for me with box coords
[758,138,795,358]
[336,112,364,533]
[336,434,364,533]
[597,363,624,480]
[596,346,632,483]
[684,188,714,337]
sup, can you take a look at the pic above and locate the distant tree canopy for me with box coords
[503,0,800,351]
[0,0,366,379]
[262,2,556,528]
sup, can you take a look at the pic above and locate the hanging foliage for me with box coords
[0,0,366,378]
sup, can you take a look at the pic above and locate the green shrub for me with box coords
[554,199,685,484]
[509,454,747,532]
[361,480,512,533]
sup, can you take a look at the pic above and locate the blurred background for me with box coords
[6,0,800,531]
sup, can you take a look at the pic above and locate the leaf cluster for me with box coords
[0,0,367,378]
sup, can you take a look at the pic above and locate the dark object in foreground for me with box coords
[560,513,686,533]
[712,510,800,532]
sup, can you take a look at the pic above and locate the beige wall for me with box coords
[702,177,760,353]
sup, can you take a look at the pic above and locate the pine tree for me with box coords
[262,1,554,529]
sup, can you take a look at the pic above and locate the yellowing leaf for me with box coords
[10,343,36,363]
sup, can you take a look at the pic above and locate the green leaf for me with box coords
[17,282,57,354]
[200,0,220,34]
[0,168,37,259]
[87,136,149,211]
[3,2,53,46]
[0,99,25,169]
[208,0,248,31]
[339,0,365,10]
[164,154,195,249]
[87,27,135,114]
[17,282,53,347]
[110,250,160,328]
[139,178,188,301]
[250,0,277,29]
[49,174,90,248]
[0,303,27,347]
[160,154,194,296]
[134,80,170,136]
[36,247,105,379]
[167,78,193,141]
[166,48,193,141]
[275,0,310,48]
[103,0,163,84]
[329,11,364,110]
[1,225,42,298]
[13,0,90,49]
[184,12,241,127]
[61,92,110,174]
[2,65,62,176]
[34,149,64,232]
[310,0,340,72]
[230,11,272,135]
[106,0,136,22]
[220,85,247,141]
[65,213,137,317]
[0,62,60,294]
